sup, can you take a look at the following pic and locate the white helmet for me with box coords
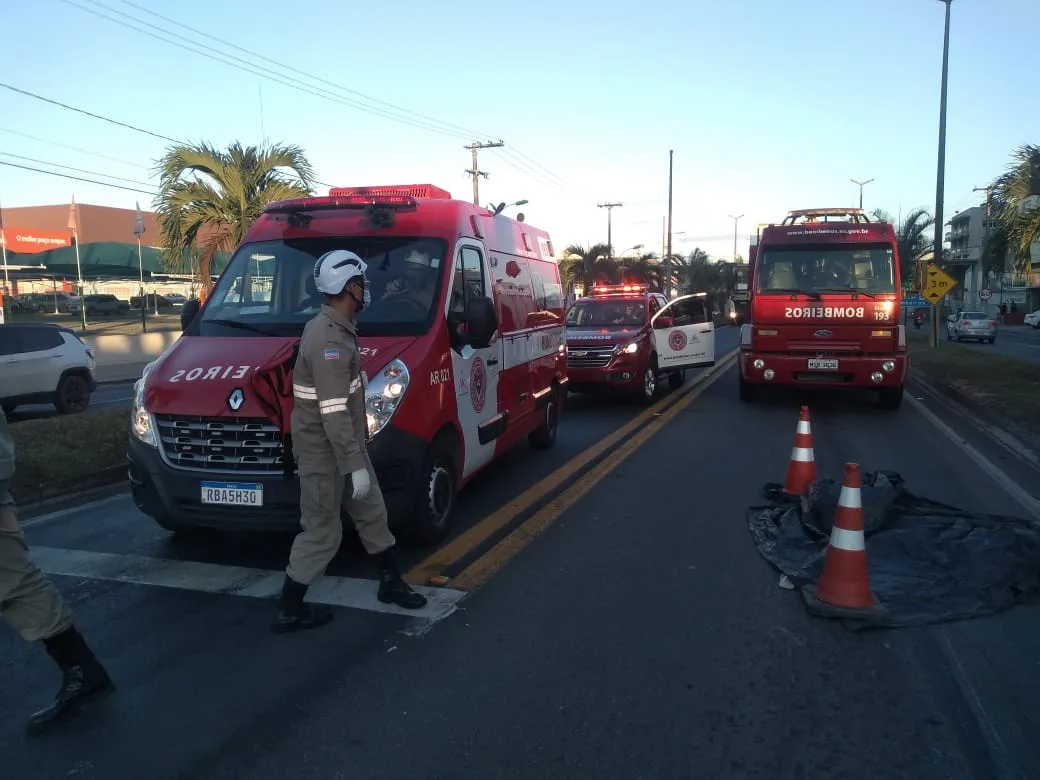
[314,250,370,305]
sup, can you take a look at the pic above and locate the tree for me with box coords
[989,144,1040,275]
[870,208,934,283]
[153,141,316,292]
[619,252,664,290]
[560,243,615,289]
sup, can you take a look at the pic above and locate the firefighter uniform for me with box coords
[0,407,114,733]
[288,304,395,583]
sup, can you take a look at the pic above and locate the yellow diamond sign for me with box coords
[922,263,957,305]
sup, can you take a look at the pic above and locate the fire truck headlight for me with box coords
[763,369,775,380]
[871,371,884,383]
[364,358,411,439]
[753,359,765,370]
[882,360,895,373]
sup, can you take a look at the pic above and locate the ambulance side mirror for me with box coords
[466,296,498,349]
[180,298,201,331]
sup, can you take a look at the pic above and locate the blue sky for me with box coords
[0,0,1035,262]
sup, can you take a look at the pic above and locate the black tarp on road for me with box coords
[747,471,1040,629]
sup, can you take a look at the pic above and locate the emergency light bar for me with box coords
[264,194,419,214]
[329,184,452,200]
[589,284,649,295]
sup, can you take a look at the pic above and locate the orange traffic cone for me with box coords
[783,406,816,496]
[813,463,875,608]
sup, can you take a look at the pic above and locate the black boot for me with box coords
[377,548,428,610]
[28,626,115,736]
[273,574,333,634]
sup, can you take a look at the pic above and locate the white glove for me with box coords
[350,468,371,500]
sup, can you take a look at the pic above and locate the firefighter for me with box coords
[0,407,115,734]
[276,249,428,633]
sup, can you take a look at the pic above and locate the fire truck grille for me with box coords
[154,414,286,474]
[567,346,615,369]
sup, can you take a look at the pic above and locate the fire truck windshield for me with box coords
[198,237,448,337]
[566,298,646,327]
[757,245,896,295]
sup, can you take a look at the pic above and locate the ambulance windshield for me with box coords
[566,298,646,328]
[197,237,448,337]
[757,245,896,295]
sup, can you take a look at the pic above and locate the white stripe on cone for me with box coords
[838,484,862,509]
[828,525,866,552]
[791,446,814,462]
[796,420,812,435]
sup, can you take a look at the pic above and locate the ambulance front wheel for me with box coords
[404,432,458,546]
[528,385,560,450]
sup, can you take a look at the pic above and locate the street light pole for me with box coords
[850,178,875,210]
[665,150,674,297]
[728,214,744,262]
[931,0,953,350]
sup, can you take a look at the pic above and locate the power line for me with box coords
[0,160,157,195]
[58,0,582,197]
[0,152,155,188]
[0,81,180,144]
[0,126,149,169]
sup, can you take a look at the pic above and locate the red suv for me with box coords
[564,284,717,403]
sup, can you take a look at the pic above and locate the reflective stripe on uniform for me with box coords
[294,383,317,400]
[319,397,349,415]
[349,377,361,394]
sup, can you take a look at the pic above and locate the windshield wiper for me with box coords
[815,287,877,299]
[205,318,274,336]
[761,288,821,300]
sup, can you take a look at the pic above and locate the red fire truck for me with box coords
[738,207,908,408]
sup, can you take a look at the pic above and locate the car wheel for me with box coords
[54,374,91,414]
[403,432,458,546]
[528,385,559,450]
[639,358,659,405]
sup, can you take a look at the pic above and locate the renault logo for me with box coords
[814,329,833,338]
[227,388,245,411]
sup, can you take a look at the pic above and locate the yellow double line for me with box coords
[405,349,738,592]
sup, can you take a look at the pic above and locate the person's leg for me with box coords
[343,457,427,609]
[0,492,114,734]
[277,463,344,632]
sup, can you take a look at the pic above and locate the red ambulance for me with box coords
[127,185,567,544]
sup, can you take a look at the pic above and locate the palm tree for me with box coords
[560,243,615,290]
[619,252,664,290]
[989,144,1040,275]
[153,141,316,292]
[870,208,934,283]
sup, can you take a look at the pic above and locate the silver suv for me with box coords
[0,324,97,414]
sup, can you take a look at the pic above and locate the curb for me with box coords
[909,371,1040,464]
[13,464,127,509]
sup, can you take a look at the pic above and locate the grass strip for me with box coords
[908,329,1040,433]
[9,409,129,503]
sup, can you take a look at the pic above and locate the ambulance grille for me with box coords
[154,415,286,474]
[566,345,615,369]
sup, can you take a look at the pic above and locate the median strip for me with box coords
[405,349,738,587]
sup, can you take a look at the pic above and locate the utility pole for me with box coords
[728,214,744,263]
[665,150,674,297]
[930,0,953,350]
[597,202,622,260]
[972,185,993,217]
[850,178,875,210]
[464,140,504,206]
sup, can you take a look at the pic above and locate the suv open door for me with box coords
[651,293,715,371]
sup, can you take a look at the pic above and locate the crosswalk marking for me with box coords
[29,546,466,635]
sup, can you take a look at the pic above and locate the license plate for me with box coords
[807,358,839,371]
[200,481,263,507]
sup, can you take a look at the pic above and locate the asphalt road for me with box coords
[948,323,1040,363]
[8,381,136,422]
[5,324,1040,779]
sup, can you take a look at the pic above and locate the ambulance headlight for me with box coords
[365,358,411,439]
[131,360,158,447]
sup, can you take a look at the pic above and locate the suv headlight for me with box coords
[365,358,410,439]
[131,360,158,447]
[617,341,640,355]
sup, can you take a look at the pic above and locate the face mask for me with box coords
[350,279,371,311]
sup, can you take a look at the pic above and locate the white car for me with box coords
[946,311,997,343]
[1023,309,1040,329]
[0,324,97,414]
